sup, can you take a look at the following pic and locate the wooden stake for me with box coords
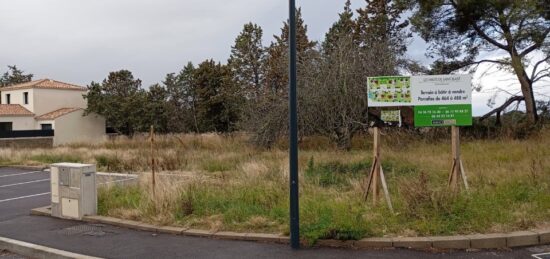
[372,127,381,204]
[448,126,469,191]
[364,127,394,212]
[150,125,156,195]
[379,166,394,213]
[460,159,470,191]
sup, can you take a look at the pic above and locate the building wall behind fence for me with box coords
[53,110,106,146]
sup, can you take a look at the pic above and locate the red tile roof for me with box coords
[36,107,82,120]
[0,104,34,116]
[1,79,86,91]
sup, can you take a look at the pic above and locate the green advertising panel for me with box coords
[414,104,472,127]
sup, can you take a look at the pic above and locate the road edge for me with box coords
[30,205,550,250]
[0,236,102,259]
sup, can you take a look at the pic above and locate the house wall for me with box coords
[33,89,87,116]
[0,116,35,130]
[53,110,106,146]
[1,89,35,112]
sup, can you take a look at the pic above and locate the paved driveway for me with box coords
[0,167,549,258]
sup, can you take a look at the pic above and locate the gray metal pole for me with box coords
[288,0,300,250]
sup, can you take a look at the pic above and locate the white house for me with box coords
[0,79,106,146]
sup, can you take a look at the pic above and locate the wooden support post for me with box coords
[448,126,469,191]
[379,166,394,213]
[364,127,394,213]
[372,127,381,204]
[150,125,156,195]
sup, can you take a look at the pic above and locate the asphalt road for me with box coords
[0,168,50,222]
[0,167,549,259]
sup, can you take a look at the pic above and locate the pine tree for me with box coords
[264,7,315,94]
[146,83,170,133]
[275,8,316,53]
[178,62,200,132]
[84,70,146,135]
[355,0,411,74]
[228,23,265,100]
[323,0,355,54]
[163,72,186,132]
[193,60,240,132]
[0,65,33,87]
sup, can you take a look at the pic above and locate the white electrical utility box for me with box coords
[50,163,97,220]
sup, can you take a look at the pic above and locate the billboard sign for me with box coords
[367,75,472,127]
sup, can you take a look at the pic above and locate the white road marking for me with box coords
[0,171,44,178]
[0,179,49,188]
[0,236,102,259]
[533,252,550,259]
[0,192,50,203]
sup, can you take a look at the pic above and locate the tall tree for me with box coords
[0,65,33,87]
[228,23,265,100]
[355,0,411,74]
[84,70,147,135]
[178,62,200,132]
[193,60,240,132]
[163,72,185,132]
[264,7,316,94]
[163,62,200,133]
[408,0,550,123]
[301,1,406,149]
[145,83,170,133]
[323,0,355,54]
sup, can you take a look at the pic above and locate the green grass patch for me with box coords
[305,158,370,188]
[200,158,238,172]
[98,185,143,215]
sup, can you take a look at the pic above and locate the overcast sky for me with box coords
[0,0,547,115]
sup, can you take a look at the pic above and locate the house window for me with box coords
[5,94,10,104]
[0,122,12,132]
[23,92,29,104]
[41,124,53,130]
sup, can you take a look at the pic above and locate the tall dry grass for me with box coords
[2,129,550,244]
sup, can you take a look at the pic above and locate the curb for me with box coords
[31,207,550,250]
[30,206,52,217]
[0,236,101,259]
[80,215,291,244]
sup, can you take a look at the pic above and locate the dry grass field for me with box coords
[1,129,549,244]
